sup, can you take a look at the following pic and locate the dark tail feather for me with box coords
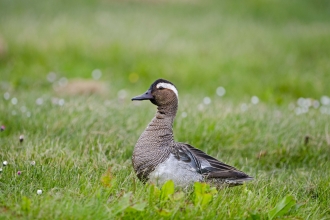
[225,176,254,185]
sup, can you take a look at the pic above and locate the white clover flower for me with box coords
[36,98,43,105]
[47,72,57,83]
[3,161,8,166]
[11,97,18,105]
[203,97,211,105]
[251,96,259,105]
[58,99,65,106]
[37,190,43,195]
[4,92,10,100]
[92,69,102,80]
[241,103,248,112]
[321,96,330,106]
[216,87,226,96]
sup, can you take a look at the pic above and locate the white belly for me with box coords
[148,154,203,187]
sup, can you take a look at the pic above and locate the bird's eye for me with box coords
[158,86,164,90]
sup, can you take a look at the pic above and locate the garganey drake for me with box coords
[131,79,253,187]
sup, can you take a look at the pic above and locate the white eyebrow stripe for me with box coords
[156,82,178,98]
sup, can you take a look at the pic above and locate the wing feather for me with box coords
[173,143,252,180]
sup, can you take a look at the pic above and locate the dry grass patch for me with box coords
[54,79,108,96]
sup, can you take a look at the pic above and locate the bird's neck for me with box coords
[132,102,178,181]
[139,103,178,146]
[149,104,177,139]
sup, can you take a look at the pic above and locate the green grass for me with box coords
[1,0,330,219]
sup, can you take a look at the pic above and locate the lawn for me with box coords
[0,0,330,219]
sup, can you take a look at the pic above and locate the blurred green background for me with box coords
[1,1,330,218]
[0,0,330,103]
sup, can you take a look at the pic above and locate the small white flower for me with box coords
[203,97,211,105]
[36,98,43,105]
[297,97,305,107]
[321,96,330,106]
[58,99,65,106]
[216,87,226,97]
[251,96,259,105]
[241,103,248,112]
[31,161,36,166]
[11,97,18,105]
[3,161,8,166]
[313,100,320,109]
[37,190,42,195]
[320,106,328,114]
[92,69,102,80]
[4,92,10,100]
[47,72,57,83]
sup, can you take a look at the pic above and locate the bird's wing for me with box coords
[172,143,252,180]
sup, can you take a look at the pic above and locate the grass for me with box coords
[0,0,330,219]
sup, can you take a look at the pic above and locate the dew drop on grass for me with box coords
[4,92,10,100]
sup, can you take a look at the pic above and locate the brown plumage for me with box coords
[131,79,253,187]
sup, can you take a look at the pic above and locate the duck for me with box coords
[131,79,253,187]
